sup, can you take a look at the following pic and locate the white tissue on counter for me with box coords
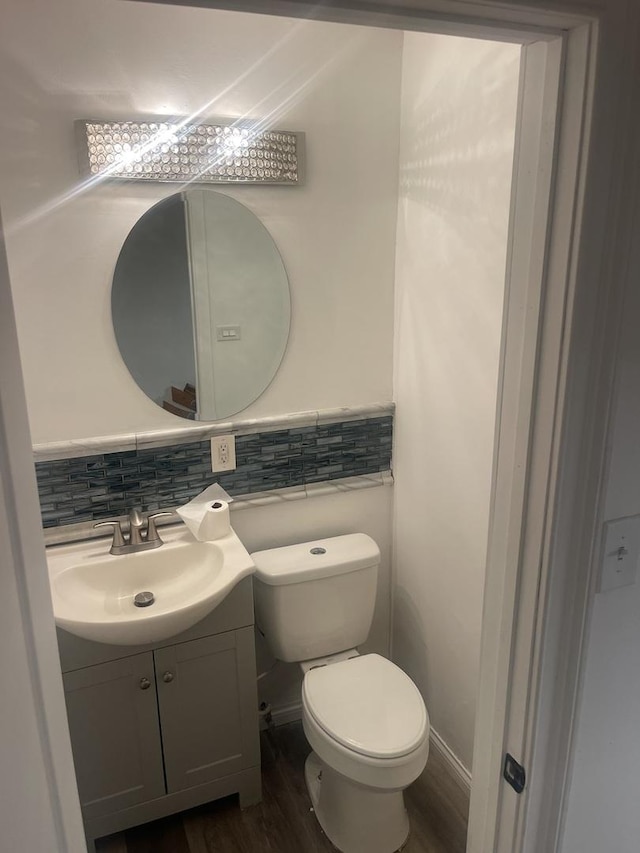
[176,483,233,541]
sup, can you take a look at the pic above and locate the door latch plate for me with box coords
[503,753,526,793]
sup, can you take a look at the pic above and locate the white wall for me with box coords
[0,0,398,724]
[560,212,640,852]
[0,0,401,443]
[392,34,520,770]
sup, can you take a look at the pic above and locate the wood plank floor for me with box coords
[96,722,468,853]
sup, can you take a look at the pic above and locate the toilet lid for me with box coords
[302,654,428,759]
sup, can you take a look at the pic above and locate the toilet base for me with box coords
[304,752,410,853]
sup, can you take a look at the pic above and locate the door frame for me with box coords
[2,1,636,852]
[470,22,596,853]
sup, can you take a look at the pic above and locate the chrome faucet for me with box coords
[94,509,174,555]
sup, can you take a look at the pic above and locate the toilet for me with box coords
[251,533,430,853]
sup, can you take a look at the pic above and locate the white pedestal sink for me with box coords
[47,524,255,646]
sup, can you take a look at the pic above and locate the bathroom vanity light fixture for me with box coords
[76,119,303,184]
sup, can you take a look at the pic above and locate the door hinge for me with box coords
[503,753,526,793]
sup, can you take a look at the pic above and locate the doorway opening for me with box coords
[132,7,596,852]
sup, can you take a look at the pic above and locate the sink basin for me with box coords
[47,525,255,646]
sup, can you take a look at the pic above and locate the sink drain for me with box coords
[134,591,155,608]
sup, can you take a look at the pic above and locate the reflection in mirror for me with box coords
[112,190,291,421]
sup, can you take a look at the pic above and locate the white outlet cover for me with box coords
[599,515,640,593]
[210,435,236,472]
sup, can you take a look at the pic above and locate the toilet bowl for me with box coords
[300,653,429,853]
[251,534,430,853]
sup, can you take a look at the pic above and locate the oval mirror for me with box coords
[111,190,291,421]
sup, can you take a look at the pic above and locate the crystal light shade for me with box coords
[77,120,303,184]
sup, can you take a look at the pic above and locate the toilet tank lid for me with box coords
[251,533,380,585]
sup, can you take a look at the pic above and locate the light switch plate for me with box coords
[598,515,640,593]
[216,325,241,342]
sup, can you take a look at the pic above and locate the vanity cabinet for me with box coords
[58,578,261,850]
[63,652,165,818]
[156,628,257,793]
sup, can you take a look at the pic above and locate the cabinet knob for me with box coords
[162,671,174,683]
[139,677,151,690]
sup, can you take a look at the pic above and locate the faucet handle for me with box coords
[128,508,144,527]
[127,508,145,545]
[146,511,174,544]
[93,520,125,551]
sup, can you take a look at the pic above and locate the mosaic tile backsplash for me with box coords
[35,416,392,528]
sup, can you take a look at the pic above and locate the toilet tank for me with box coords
[251,533,380,663]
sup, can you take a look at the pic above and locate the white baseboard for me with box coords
[271,701,303,727]
[429,727,472,792]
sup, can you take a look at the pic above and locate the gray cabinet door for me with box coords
[155,627,260,793]
[63,652,165,821]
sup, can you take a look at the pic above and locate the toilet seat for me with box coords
[303,653,427,760]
